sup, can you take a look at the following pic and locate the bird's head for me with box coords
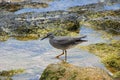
[41,33,54,40]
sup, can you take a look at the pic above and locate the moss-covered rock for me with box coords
[85,9,120,19]
[82,9,120,35]
[113,71,120,79]
[0,3,22,12]
[68,3,104,13]
[87,19,120,35]
[0,69,24,80]
[40,62,112,80]
[0,10,80,41]
[79,40,120,79]
[23,2,48,8]
[68,3,120,35]
[0,1,49,12]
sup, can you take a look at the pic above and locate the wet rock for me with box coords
[14,11,79,34]
[68,3,104,13]
[23,2,48,8]
[0,10,80,41]
[40,62,112,80]
[80,40,120,79]
[0,0,25,3]
[0,69,24,80]
[0,2,22,12]
[68,3,120,35]
[82,9,120,35]
[0,0,49,12]
[88,19,120,34]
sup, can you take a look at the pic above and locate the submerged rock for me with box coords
[40,62,112,80]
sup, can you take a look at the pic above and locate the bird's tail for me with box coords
[79,39,88,42]
[75,35,88,42]
[80,35,87,39]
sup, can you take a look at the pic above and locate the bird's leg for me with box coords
[65,50,67,61]
[56,50,64,58]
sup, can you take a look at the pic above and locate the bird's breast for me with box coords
[49,39,62,49]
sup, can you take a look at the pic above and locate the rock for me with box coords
[0,10,80,41]
[0,69,24,80]
[23,2,48,8]
[0,2,22,12]
[68,3,104,13]
[82,9,120,35]
[79,41,120,79]
[0,1,49,12]
[40,62,112,80]
[88,19,120,35]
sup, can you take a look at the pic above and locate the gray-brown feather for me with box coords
[49,36,87,50]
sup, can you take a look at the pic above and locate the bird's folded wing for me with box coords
[53,36,87,45]
[53,37,75,45]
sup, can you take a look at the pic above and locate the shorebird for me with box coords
[41,33,87,61]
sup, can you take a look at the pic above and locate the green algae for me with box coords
[0,23,79,41]
[85,9,120,19]
[0,3,22,12]
[79,40,120,79]
[88,20,120,35]
[0,69,24,77]
[113,71,120,79]
[81,10,120,35]
[40,62,112,80]
[0,69,25,80]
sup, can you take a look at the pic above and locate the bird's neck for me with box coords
[49,35,54,39]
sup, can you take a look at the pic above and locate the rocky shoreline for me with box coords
[0,1,120,41]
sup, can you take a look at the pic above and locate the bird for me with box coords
[41,33,87,61]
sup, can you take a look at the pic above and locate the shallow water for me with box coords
[0,26,112,80]
[15,0,120,14]
[15,0,99,14]
[105,3,120,10]
[80,26,109,45]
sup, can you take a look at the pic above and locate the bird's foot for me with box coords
[55,56,60,59]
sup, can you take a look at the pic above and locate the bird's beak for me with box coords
[81,40,88,42]
[41,35,48,40]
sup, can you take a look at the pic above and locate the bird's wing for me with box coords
[53,37,75,45]
[53,36,87,45]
